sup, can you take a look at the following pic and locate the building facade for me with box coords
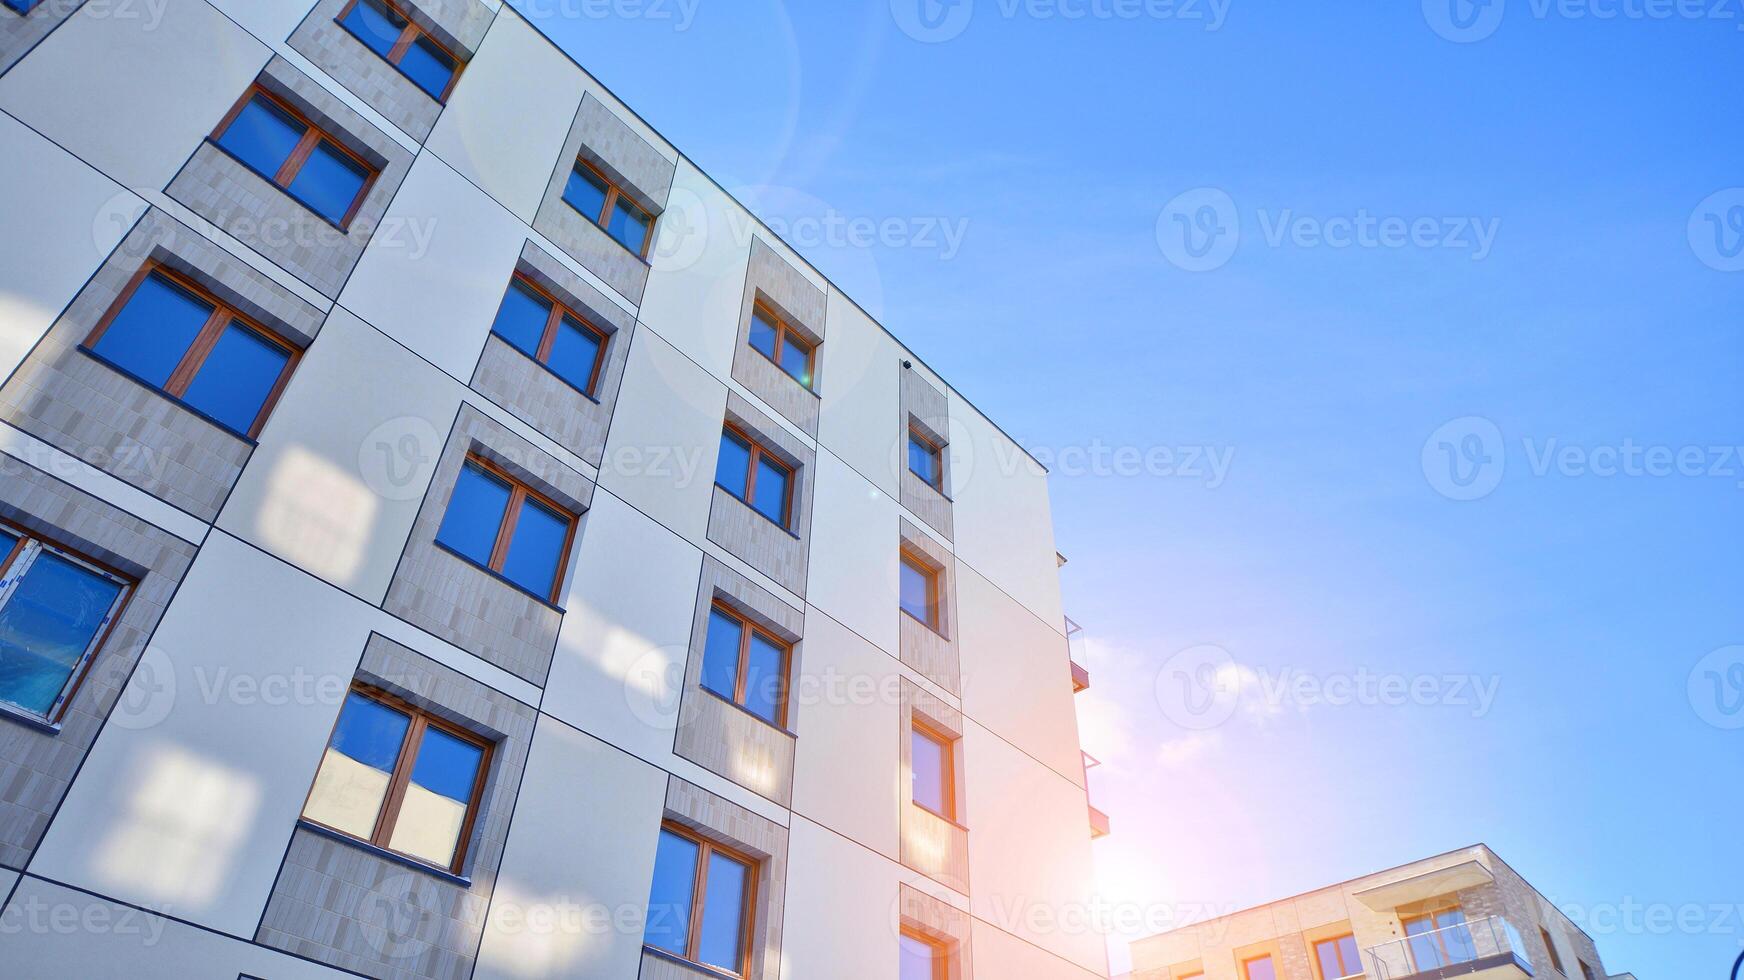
[0,1,1107,977]
[1129,845,1632,980]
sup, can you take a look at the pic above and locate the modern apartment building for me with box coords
[1129,846,1633,980]
[0,2,1107,977]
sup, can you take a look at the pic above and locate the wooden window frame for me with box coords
[654,821,759,979]
[299,683,494,876]
[444,454,579,604]
[899,927,950,980]
[1312,933,1364,980]
[211,86,380,229]
[82,262,300,440]
[0,521,134,727]
[718,424,796,528]
[706,600,793,729]
[1539,928,1565,974]
[494,273,610,397]
[1578,960,1597,980]
[907,424,945,490]
[567,158,656,259]
[749,301,816,390]
[1241,954,1279,980]
[1402,907,1468,968]
[899,548,940,630]
[910,717,956,821]
[335,0,465,102]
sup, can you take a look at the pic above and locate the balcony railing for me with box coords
[1363,915,1532,980]
[1065,615,1089,691]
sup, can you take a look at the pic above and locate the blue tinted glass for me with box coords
[501,496,568,598]
[410,725,484,803]
[1244,957,1278,980]
[900,558,932,624]
[400,35,457,100]
[911,726,948,815]
[435,463,512,565]
[778,335,810,386]
[338,0,403,57]
[901,934,940,980]
[743,632,784,725]
[607,198,651,254]
[716,432,751,499]
[645,830,699,955]
[490,281,550,358]
[562,165,609,221]
[93,273,212,389]
[181,323,290,434]
[329,691,411,772]
[547,316,603,393]
[697,851,749,971]
[0,552,123,717]
[908,434,939,486]
[748,312,777,360]
[288,141,369,224]
[217,96,305,179]
[4,0,42,12]
[700,609,742,701]
[752,456,788,524]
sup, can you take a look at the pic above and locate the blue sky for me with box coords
[514,2,1741,976]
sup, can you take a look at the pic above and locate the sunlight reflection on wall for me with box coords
[256,447,376,584]
[91,743,260,908]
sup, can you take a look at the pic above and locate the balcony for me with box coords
[1088,803,1111,838]
[1363,915,1535,980]
[1066,615,1089,692]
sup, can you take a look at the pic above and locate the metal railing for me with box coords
[1363,915,1532,980]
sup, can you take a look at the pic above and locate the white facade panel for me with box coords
[805,448,903,656]
[817,287,906,498]
[639,158,756,381]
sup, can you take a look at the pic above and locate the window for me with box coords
[1243,955,1279,980]
[562,159,655,256]
[1579,960,1597,980]
[1404,909,1475,970]
[434,456,576,603]
[300,686,491,874]
[644,823,756,977]
[907,426,944,490]
[715,426,793,527]
[488,275,609,397]
[1540,928,1566,974]
[3,0,43,13]
[1315,933,1363,980]
[747,303,815,389]
[83,265,298,438]
[900,930,947,980]
[911,720,955,820]
[0,525,130,725]
[336,0,462,101]
[899,552,938,629]
[700,602,790,728]
[213,88,376,227]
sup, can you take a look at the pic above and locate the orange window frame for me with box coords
[0,522,134,725]
[1312,934,1362,980]
[454,453,579,603]
[657,821,759,979]
[499,273,610,396]
[1402,908,1468,966]
[899,548,940,629]
[1539,928,1565,974]
[907,424,944,490]
[212,86,380,229]
[571,158,656,258]
[82,262,300,439]
[1242,955,1278,980]
[720,423,795,527]
[900,928,950,980]
[911,717,956,821]
[708,600,793,728]
[750,301,816,389]
[336,0,465,102]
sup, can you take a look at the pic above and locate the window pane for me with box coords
[697,851,750,972]
[900,557,933,625]
[0,552,123,717]
[777,335,810,387]
[716,431,751,499]
[700,609,742,702]
[908,434,940,487]
[752,456,788,524]
[92,273,213,389]
[338,0,404,57]
[490,280,551,359]
[180,323,290,434]
[1317,937,1359,980]
[302,692,410,839]
[1244,957,1278,980]
[743,632,784,725]
[287,140,370,225]
[563,164,609,221]
[748,312,778,360]
[399,35,457,100]
[387,724,484,868]
[644,829,700,956]
[911,726,949,816]
[0,531,17,561]
[547,316,604,393]
[1335,935,1360,977]
[217,96,306,179]
[607,198,651,254]
[500,496,569,598]
[900,934,941,980]
[435,463,512,566]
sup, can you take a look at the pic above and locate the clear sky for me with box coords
[513,2,1741,976]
